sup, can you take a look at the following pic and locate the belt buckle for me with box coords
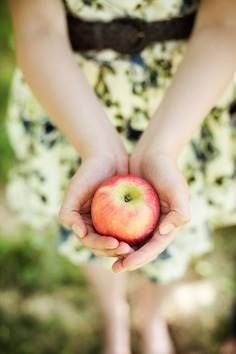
[127,18,147,53]
[113,17,147,54]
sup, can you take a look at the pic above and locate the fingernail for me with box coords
[108,240,119,249]
[112,262,125,273]
[159,224,175,235]
[113,268,126,273]
[119,244,132,253]
[72,224,85,238]
[126,267,137,271]
[113,266,126,273]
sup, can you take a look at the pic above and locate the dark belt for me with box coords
[66,11,197,54]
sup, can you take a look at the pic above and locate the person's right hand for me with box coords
[58,152,134,257]
[112,149,190,272]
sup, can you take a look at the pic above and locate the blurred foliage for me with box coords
[0,231,86,294]
[0,310,80,354]
[0,0,15,183]
[0,307,102,354]
[193,226,236,294]
[0,232,103,354]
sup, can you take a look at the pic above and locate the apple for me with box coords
[91,175,160,246]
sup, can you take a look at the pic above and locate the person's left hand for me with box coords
[112,147,190,272]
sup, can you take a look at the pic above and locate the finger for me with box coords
[116,242,133,254]
[72,222,93,239]
[112,229,176,272]
[59,158,112,230]
[112,258,126,272]
[78,232,119,250]
[59,212,86,237]
[159,209,190,235]
[159,180,190,235]
[151,168,190,235]
[58,161,98,229]
[91,242,134,257]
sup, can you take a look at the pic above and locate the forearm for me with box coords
[16,31,121,159]
[142,25,236,156]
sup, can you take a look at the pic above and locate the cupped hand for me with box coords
[59,152,133,257]
[112,149,190,272]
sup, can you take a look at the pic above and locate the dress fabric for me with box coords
[6,0,236,282]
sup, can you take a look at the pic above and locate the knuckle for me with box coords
[179,212,191,225]
[58,209,71,226]
[110,251,118,257]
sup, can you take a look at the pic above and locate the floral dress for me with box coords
[6,0,236,282]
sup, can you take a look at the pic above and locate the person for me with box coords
[6,0,236,353]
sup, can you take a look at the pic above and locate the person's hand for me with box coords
[112,148,190,272]
[59,151,134,257]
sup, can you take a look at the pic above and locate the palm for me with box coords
[141,154,189,227]
[80,198,95,232]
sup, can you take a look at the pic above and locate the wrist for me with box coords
[147,139,180,160]
[143,147,178,168]
[83,142,128,173]
[149,113,184,158]
[133,116,182,161]
[81,134,126,159]
[133,134,180,162]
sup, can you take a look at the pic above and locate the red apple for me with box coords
[91,175,160,246]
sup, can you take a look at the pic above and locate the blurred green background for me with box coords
[0,0,15,183]
[0,1,235,354]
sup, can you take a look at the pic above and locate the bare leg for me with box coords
[83,262,131,354]
[130,274,175,354]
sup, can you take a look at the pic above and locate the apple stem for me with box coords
[124,194,132,203]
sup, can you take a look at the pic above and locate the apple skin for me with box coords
[91,175,160,246]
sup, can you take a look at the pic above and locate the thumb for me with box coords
[159,185,190,235]
[58,158,110,234]
[159,210,190,235]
